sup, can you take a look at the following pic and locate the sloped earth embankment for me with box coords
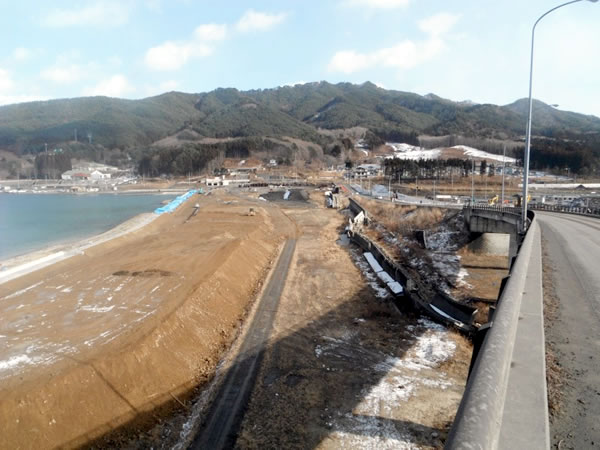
[0,192,294,449]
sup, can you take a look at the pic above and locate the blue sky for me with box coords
[0,0,599,117]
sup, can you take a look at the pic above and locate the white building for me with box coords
[90,170,110,180]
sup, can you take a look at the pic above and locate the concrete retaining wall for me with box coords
[446,211,550,449]
[347,197,477,332]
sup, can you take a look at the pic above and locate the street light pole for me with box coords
[521,0,598,232]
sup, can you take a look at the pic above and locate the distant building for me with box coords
[205,175,250,187]
[73,172,90,180]
[354,164,381,177]
[61,170,90,180]
[90,170,110,180]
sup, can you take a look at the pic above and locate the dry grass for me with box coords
[361,198,446,235]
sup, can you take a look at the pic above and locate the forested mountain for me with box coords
[1,81,599,171]
[0,92,202,150]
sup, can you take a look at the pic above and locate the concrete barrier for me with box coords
[446,211,550,449]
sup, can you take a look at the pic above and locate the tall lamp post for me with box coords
[521,0,598,232]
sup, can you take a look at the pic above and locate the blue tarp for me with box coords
[154,189,200,215]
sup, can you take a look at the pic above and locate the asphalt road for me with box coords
[190,238,296,450]
[537,212,600,448]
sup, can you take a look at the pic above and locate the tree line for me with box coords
[514,137,600,175]
[383,157,481,181]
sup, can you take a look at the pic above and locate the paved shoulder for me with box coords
[537,212,600,448]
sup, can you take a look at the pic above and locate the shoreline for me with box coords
[0,190,200,281]
[0,212,159,285]
[0,190,295,449]
[0,188,191,195]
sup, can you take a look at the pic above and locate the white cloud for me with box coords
[145,22,227,71]
[13,47,32,61]
[41,64,87,83]
[0,68,14,91]
[235,10,287,32]
[344,0,410,9]
[0,69,48,106]
[83,74,133,97]
[43,1,131,27]
[145,41,212,71]
[418,12,461,36]
[144,10,285,72]
[328,12,459,74]
[194,23,227,41]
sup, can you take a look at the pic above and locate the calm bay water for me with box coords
[0,193,173,260]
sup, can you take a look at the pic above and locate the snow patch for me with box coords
[452,145,516,163]
[386,148,441,161]
[80,305,115,313]
[2,281,44,300]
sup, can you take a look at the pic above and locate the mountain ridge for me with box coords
[1,81,599,154]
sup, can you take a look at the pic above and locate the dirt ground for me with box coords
[0,190,295,449]
[0,188,476,449]
[236,192,472,449]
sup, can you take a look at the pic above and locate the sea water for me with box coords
[0,193,173,260]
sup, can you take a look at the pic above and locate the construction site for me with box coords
[0,173,526,449]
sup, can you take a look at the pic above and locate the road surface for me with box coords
[190,238,296,449]
[537,212,600,448]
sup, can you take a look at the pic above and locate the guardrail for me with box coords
[464,205,522,216]
[446,209,549,449]
[530,203,600,218]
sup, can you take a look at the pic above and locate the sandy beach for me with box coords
[0,189,295,449]
[0,212,158,285]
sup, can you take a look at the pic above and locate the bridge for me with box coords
[447,206,600,449]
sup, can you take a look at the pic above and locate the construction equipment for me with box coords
[247,208,255,216]
[512,194,531,207]
[488,195,499,206]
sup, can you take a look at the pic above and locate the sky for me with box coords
[0,0,599,117]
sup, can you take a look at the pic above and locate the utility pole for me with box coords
[415,174,418,197]
[501,144,506,205]
[485,175,488,200]
[471,159,475,205]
